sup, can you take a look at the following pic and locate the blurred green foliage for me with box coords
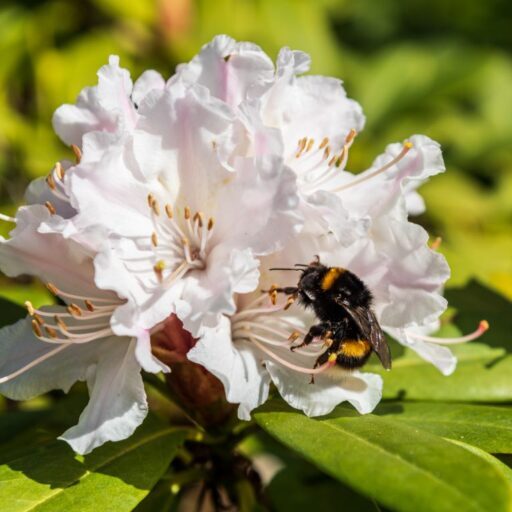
[0,0,511,305]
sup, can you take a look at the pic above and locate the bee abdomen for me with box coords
[335,339,372,369]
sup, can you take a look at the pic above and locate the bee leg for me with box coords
[291,323,330,352]
[310,350,332,384]
[262,285,299,305]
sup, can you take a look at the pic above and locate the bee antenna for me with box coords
[294,263,309,267]
[269,267,303,271]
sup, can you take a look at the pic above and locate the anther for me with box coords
[335,153,345,168]
[319,137,329,149]
[71,144,82,163]
[306,138,315,152]
[182,237,189,246]
[184,206,191,220]
[430,237,442,250]
[147,194,155,208]
[288,331,301,342]
[67,304,82,317]
[207,217,215,231]
[33,314,45,326]
[323,146,331,159]
[153,260,165,281]
[54,315,68,331]
[45,201,56,215]
[45,326,58,339]
[296,137,307,158]
[24,301,35,316]
[84,300,95,312]
[55,162,64,180]
[328,155,336,167]
[151,232,158,247]
[165,204,173,219]
[46,174,56,190]
[46,282,59,296]
[193,212,204,228]
[327,353,337,363]
[31,320,42,338]
[345,128,357,144]
[284,296,296,310]
[270,290,278,305]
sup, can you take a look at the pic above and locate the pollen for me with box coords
[328,353,337,363]
[24,301,35,316]
[404,141,413,150]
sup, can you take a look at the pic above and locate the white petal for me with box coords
[132,70,165,107]
[266,361,382,416]
[52,55,135,146]
[187,316,271,420]
[0,317,99,400]
[134,329,170,374]
[175,35,274,107]
[389,327,457,376]
[212,155,303,255]
[60,337,148,454]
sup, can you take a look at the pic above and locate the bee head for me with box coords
[297,262,327,303]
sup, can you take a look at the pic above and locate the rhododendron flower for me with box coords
[0,35,489,454]
[0,191,167,454]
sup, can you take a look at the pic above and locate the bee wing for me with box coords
[335,299,392,370]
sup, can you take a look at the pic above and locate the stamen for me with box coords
[71,144,82,163]
[151,199,160,216]
[323,146,331,160]
[151,232,158,247]
[207,217,215,231]
[0,213,16,223]
[252,339,336,375]
[67,304,83,317]
[165,204,174,219]
[46,282,59,296]
[430,237,442,250]
[319,137,329,149]
[46,174,56,190]
[407,320,489,345]
[84,300,95,312]
[54,162,64,180]
[193,212,204,228]
[45,326,58,339]
[296,137,307,158]
[24,301,35,316]
[31,319,42,337]
[0,344,69,384]
[54,315,68,331]
[306,138,314,152]
[45,201,56,215]
[333,141,413,193]
[184,206,191,220]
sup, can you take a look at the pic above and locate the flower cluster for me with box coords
[0,36,486,454]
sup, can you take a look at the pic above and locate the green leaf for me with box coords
[376,402,512,453]
[0,415,187,512]
[255,399,512,512]
[0,296,26,328]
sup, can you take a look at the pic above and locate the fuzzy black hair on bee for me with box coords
[269,257,391,372]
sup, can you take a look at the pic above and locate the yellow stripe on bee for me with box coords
[321,267,345,290]
[339,339,371,358]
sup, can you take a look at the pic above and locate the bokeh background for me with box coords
[0,0,511,305]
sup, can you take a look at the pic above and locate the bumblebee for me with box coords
[269,256,391,371]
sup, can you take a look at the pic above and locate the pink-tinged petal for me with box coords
[262,73,365,162]
[52,55,135,146]
[187,316,271,420]
[0,317,99,400]
[132,82,236,207]
[175,35,274,107]
[0,205,102,296]
[265,361,382,416]
[132,70,165,107]
[212,155,303,255]
[337,135,445,218]
[60,337,147,454]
